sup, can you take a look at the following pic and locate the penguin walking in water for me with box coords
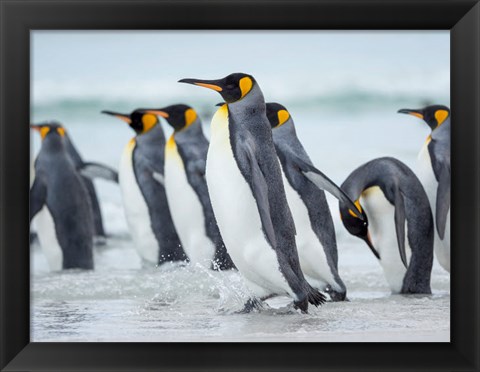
[398,105,450,272]
[265,102,363,301]
[140,104,235,270]
[101,109,187,265]
[30,122,95,271]
[339,157,434,294]
[179,73,326,313]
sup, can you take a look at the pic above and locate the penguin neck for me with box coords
[174,117,203,142]
[41,136,67,154]
[135,124,165,147]
[64,134,83,165]
[272,118,311,163]
[227,84,266,118]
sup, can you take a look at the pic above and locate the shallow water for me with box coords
[31,227,450,342]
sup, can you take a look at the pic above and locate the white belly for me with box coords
[34,206,63,271]
[282,171,339,291]
[164,138,214,267]
[361,186,412,293]
[119,140,159,264]
[206,106,293,299]
[417,143,450,272]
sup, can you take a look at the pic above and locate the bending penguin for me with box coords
[339,157,434,294]
[180,73,326,313]
[30,122,95,271]
[265,102,363,301]
[101,109,187,265]
[398,105,450,272]
[63,127,119,244]
[141,104,235,270]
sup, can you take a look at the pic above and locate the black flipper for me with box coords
[30,178,47,221]
[394,191,408,269]
[78,162,119,183]
[291,154,363,219]
[435,167,450,239]
[244,140,277,249]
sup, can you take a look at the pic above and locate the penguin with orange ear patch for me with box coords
[140,104,235,270]
[398,105,450,272]
[30,121,94,271]
[101,109,187,266]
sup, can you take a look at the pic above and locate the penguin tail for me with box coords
[307,285,327,307]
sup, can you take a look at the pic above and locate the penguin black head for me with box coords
[266,102,291,129]
[397,105,450,131]
[339,200,379,260]
[30,120,66,140]
[101,109,159,135]
[140,104,198,132]
[179,73,256,104]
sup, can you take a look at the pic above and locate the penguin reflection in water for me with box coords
[398,105,450,273]
[265,102,365,301]
[180,73,326,312]
[101,109,187,266]
[340,157,434,294]
[140,104,235,270]
[30,122,97,270]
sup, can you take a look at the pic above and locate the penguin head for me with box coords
[179,73,256,104]
[339,200,379,259]
[266,102,291,129]
[30,120,66,140]
[101,109,159,135]
[397,105,450,131]
[141,104,198,132]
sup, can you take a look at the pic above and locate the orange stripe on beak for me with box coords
[194,83,223,92]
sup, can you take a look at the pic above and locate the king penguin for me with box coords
[398,105,450,272]
[30,122,95,271]
[101,109,187,265]
[141,104,235,270]
[179,73,326,313]
[339,157,434,294]
[265,102,364,301]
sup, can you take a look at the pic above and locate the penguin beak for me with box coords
[397,108,424,120]
[363,232,380,260]
[140,109,169,118]
[101,110,132,124]
[215,102,224,107]
[30,124,41,132]
[179,78,223,92]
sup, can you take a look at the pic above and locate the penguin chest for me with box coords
[417,143,438,215]
[164,139,214,266]
[361,186,412,293]
[119,140,158,264]
[205,108,290,297]
[34,206,63,271]
[281,170,335,290]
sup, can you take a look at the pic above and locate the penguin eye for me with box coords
[226,84,235,90]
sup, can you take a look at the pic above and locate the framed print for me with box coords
[1,0,479,371]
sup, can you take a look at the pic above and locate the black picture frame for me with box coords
[1,0,479,371]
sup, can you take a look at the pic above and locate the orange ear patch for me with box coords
[435,109,449,126]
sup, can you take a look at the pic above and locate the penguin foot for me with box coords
[293,299,309,314]
[325,285,348,302]
[306,285,327,307]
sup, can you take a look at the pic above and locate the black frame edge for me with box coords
[1,0,479,371]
